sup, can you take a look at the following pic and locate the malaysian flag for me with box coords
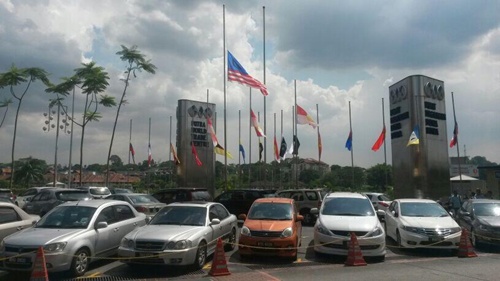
[227,51,268,96]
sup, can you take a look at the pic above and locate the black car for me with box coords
[213,189,277,217]
[457,199,500,248]
[152,188,212,204]
[22,188,92,216]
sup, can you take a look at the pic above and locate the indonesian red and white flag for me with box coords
[296,105,317,128]
[250,109,266,137]
[273,136,280,163]
[449,121,458,148]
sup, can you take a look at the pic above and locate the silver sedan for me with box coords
[0,200,147,277]
[118,202,237,269]
[0,202,40,242]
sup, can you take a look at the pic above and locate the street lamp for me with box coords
[43,103,70,187]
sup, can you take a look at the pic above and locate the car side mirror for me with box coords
[238,214,247,220]
[296,214,304,222]
[210,218,221,225]
[462,211,471,217]
[145,216,152,224]
[392,210,399,218]
[95,221,108,229]
[310,208,319,215]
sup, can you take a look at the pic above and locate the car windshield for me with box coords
[474,203,500,216]
[400,202,448,217]
[56,191,91,201]
[248,202,293,220]
[36,206,97,228]
[89,187,111,196]
[322,198,375,216]
[150,206,207,226]
[128,194,160,204]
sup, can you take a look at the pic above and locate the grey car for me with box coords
[276,189,323,225]
[0,202,40,242]
[23,188,92,216]
[106,193,166,217]
[457,199,500,248]
[118,202,238,269]
[0,200,147,276]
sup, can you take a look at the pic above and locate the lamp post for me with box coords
[43,103,70,187]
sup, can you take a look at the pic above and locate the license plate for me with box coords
[428,236,443,242]
[138,252,158,258]
[8,257,30,263]
[257,242,273,247]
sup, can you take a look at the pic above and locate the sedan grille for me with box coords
[135,241,165,251]
[330,230,368,237]
[421,228,453,236]
[250,231,282,237]
[5,246,38,253]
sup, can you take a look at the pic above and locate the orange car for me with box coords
[238,197,303,260]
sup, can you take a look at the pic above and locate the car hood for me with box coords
[477,216,500,227]
[125,225,203,241]
[400,216,459,228]
[244,219,292,231]
[4,227,86,246]
[320,215,379,231]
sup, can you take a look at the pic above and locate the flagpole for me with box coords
[381,98,388,188]
[206,89,211,190]
[280,109,283,189]
[128,119,132,184]
[249,88,252,187]
[294,80,298,189]
[451,92,462,185]
[239,109,241,188]
[273,112,276,186]
[222,4,228,192]
[349,101,354,188]
[148,117,151,166]
[68,87,75,188]
[316,104,320,162]
[262,5,267,168]
[258,111,261,182]
[169,115,173,186]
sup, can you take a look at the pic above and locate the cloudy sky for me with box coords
[0,0,499,169]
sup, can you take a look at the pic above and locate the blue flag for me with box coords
[239,144,246,163]
[345,131,353,151]
[407,125,420,146]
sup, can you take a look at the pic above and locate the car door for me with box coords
[113,204,141,241]
[208,206,225,252]
[214,204,233,241]
[384,201,398,239]
[94,206,120,256]
[458,201,473,231]
[0,206,31,240]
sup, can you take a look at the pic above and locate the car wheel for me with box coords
[470,229,481,248]
[224,228,236,251]
[302,210,313,225]
[396,230,403,248]
[70,248,90,277]
[193,241,207,269]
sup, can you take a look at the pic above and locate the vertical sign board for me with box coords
[389,75,451,199]
[177,99,216,197]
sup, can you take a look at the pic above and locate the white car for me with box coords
[0,202,40,242]
[384,199,462,249]
[312,192,386,261]
[14,187,52,208]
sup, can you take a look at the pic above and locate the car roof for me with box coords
[168,201,215,207]
[45,188,87,192]
[324,192,367,199]
[111,193,150,196]
[59,199,124,208]
[396,198,438,203]
[254,197,294,204]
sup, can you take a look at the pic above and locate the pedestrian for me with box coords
[449,190,461,219]
[470,191,476,199]
[475,188,485,199]
[486,190,493,199]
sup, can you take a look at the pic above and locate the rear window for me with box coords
[56,191,91,201]
[191,191,211,201]
[305,191,319,200]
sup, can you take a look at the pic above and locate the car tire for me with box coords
[224,228,236,252]
[70,248,90,277]
[193,241,207,269]
[396,230,403,248]
[302,209,313,226]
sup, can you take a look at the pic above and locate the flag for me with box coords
[288,142,294,156]
[259,140,264,162]
[296,105,317,128]
[207,117,233,158]
[293,135,300,155]
[407,125,420,146]
[250,109,266,137]
[371,126,386,152]
[239,143,246,163]
[345,131,353,151]
[279,137,287,159]
[318,131,323,161]
[170,143,180,165]
[129,143,136,164]
[273,136,280,163]
[227,51,268,96]
[147,143,152,167]
[191,142,203,166]
[449,121,458,148]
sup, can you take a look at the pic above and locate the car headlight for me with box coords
[120,238,134,249]
[402,225,424,234]
[44,242,67,253]
[315,223,332,236]
[281,227,293,238]
[241,226,251,236]
[367,226,383,237]
[167,240,192,250]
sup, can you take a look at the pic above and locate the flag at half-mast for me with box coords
[191,142,203,166]
[296,105,317,128]
[170,143,180,165]
[345,131,353,151]
[147,143,152,167]
[371,126,386,152]
[129,143,136,164]
[273,136,280,163]
[227,51,268,96]
[250,110,266,137]
[279,137,288,160]
[239,143,246,164]
[449,121,458,148]
[259,140,264,162]
[207,117,233,159]
[407,125,420,146]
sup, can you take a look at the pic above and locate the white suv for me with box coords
[312,192,386,261]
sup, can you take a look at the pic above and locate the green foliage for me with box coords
[13,157,47,187]
[365,164,392,192]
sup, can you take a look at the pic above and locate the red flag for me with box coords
[450,121,458,148]
[250,110,265,137]
[318,131,322,161]
[273,136,280,163]
[191,142,203,166]
[129,143,136,164]
[371,126,386,152]
[170,143,180,165]
[147,143,152,167]
[296,104,317,128]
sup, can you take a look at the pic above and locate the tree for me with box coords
[13,157,47,187]
[299,169,321,185]
[0,65,51,188]
[105,45,156,186]
[366,164,392,191]
[109,155,123,170]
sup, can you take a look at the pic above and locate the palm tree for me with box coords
[105,45,156,186]
[0,98,13,128]
[0,65,51,189]
[13,157,47,187]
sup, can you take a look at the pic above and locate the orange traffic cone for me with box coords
[458,228,477,258]
[30,247,48,281]
[208,238,231,276]
[345,232,367,266]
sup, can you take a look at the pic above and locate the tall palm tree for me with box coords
[0,65,51,189]
[105,45,156,186]
[13,157,47,187]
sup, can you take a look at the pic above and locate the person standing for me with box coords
[449,190,462,219]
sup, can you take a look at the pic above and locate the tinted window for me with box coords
[36,206,96,228]
[21,189,38,197]
[248,202,293,220]
[214,204,229,219]
[128,194,160,204]
[56,191,91,201]
[322,198,374,216]
[151,206,207,226]
[31,193,43,202]
[192,191,211,201]
[97,206,118,224]
[305,191,318,200]
[473,203,500,217]
[0,207,19,223]
[115,205,135,221]
[400,202,448,217]
[39,192,51,201]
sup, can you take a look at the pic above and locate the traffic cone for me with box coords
[30,247,48,281]
[457,228,477,258]
[208,238,230,276]
[345,232,367,266]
